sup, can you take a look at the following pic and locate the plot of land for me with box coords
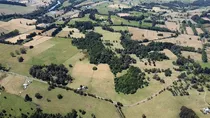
[57,27,85,38]
[27,37,79,65]
[117,13,130,17]
[23,36,52,47]
[0,4,36,14]
[0,73,25,95]
[108,4,130,9]
[186,27,194,35]
[122,91,209,118]
[20,81,119,118]
[128,27,174,40]
[94,27,123,49]
[165,21,180,31]
[182,51,202,62]
[42,28,57,37]
[0,18,36,33]
[196,28,204,34]
[0,92,36,117]
[6,33,28,43]
[156,34,202,49]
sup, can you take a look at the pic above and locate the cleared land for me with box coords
[128,27,174,40]
[108,4,130,9]
[122,90,209,118]
[27,37,79,65]
[94,27,123,49]
[0,18,36,34]
[182,51,202,62]
[165,21,179,31]
[0,92,36,117]
[0,73,25,95]
[186,27,194,35]
[156,34,202,49]
[0,4,36,14]
[57,27,85,38]
[20,81,119,118]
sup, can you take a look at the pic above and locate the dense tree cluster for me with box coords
[73,21,94,32]
[29,64,72,85]
[191,15,210,24]
[0,1,26,7]
[0,29,19,40]
[72,32,135,74]
[114,66,148,94]
[29,109,78,118]
[120,15,145,21]
[179,106,199,118]
[26,32,37,39]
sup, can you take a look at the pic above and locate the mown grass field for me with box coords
[20,81,119,118]
[0,92,36,117]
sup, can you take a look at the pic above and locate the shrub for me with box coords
[57,94,63,99]
[18,57,24,62]
[35,93,43,99]
[92,66,97,71]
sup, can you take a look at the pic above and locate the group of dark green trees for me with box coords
[114,66,148,94]
[29,64,72,85]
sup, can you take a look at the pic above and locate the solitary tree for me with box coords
[57,94,63,99]
[35,93,43,99]
[10,52,15,57]
[18,57,24,62]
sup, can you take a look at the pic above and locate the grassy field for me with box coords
[68,14,96,25]
[93,2,115,15]
[27,37,79,65]
[0,37,80,75]
[0,92,36,117]
[122,90,209,118]
[111,15,152,28]
[0,4,36,14]
[20,81,119,118]
[94,27,123,49]
[111,26,128,31]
